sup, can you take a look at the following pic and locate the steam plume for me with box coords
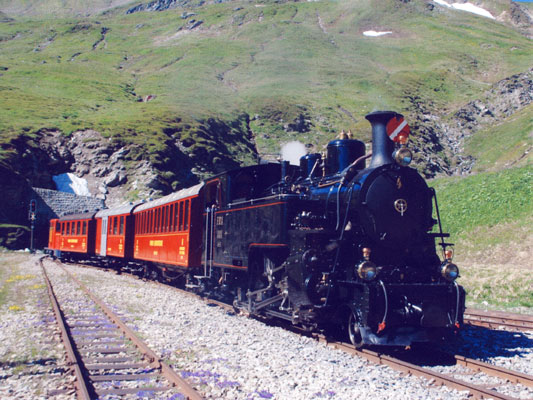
[281,141,307,165]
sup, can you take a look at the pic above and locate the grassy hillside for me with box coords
[1,0,531,155]
[431,97,532,261]
[430,165,532,306]
[0,0,133,17]
[431,166,532,250]
[430,165,532,309]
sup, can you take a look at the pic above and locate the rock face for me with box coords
[126,0,194,14]
[6,113,257,209]
[407,68,533,177]
[37,129,147,207]
[0,164,34,248]
[509,2,533,39]
[443,68,532,174]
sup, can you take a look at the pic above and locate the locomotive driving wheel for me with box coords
[348,310,364,349]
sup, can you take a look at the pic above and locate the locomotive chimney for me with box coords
[365,110,399,168]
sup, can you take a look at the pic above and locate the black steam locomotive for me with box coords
[49,110,464,348]
[197,110,465,347]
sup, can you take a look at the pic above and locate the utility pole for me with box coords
[29,199,36,253]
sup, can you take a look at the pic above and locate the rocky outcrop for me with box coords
[284,113,313,134]
[442,68,532,173]
[0,163,34,249]
[405,68,533,177]
[37,129,137,206]
[509,2,533,39]
[404,96,453,177]
[126,0,200,14]
[7,112,257,210]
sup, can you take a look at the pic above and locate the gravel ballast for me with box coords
[0,253,75,399]
[2,253,533,399]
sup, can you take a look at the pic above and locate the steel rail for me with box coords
[51,259,203,400]
[39,257,93,400]
[465,308,533,332]
[326,341,520,400]
[453,354,533,387]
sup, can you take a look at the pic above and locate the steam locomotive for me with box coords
[47,111,465,347]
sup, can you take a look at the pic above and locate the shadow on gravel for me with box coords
[374,345,458,367]
[0,358,65,379]
[453,325,533,360]
[363,325,533,367]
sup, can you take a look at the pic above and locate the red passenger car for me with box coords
[49,212,97,258]
[133,183,204,268]
[95,204,139,260]
[48,218,60,251]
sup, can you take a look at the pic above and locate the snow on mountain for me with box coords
[363,31,393,37]
[53,173,91,196]
[434,0,495,19]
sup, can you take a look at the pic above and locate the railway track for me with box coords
[164,280,533,399]
[185,291,533,399]
[325,341,533,400]
[465,308,533,332]
[56,260,533,399]
[40,257,203,399]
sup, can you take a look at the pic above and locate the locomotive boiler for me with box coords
[47,110,465,348]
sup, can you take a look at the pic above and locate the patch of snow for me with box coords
[434,0,495,19]
[53,173,91,196]
[363,30,393,37]
[452,3,495,19]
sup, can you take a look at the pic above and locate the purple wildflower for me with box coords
[257,390,274,399]
[136,390,155,398]
[217,380,240,388]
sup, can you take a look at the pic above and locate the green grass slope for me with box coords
[1,0,531,153]
[430,165,532,308]
[0,0,134,17]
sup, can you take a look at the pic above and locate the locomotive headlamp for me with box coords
[357,260,377,281]
[445,249,454,261]
[398,132,409,145]
[393,147,413,167]
[441,262,459,282]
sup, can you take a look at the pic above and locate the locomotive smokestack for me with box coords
[365,111,400,168]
